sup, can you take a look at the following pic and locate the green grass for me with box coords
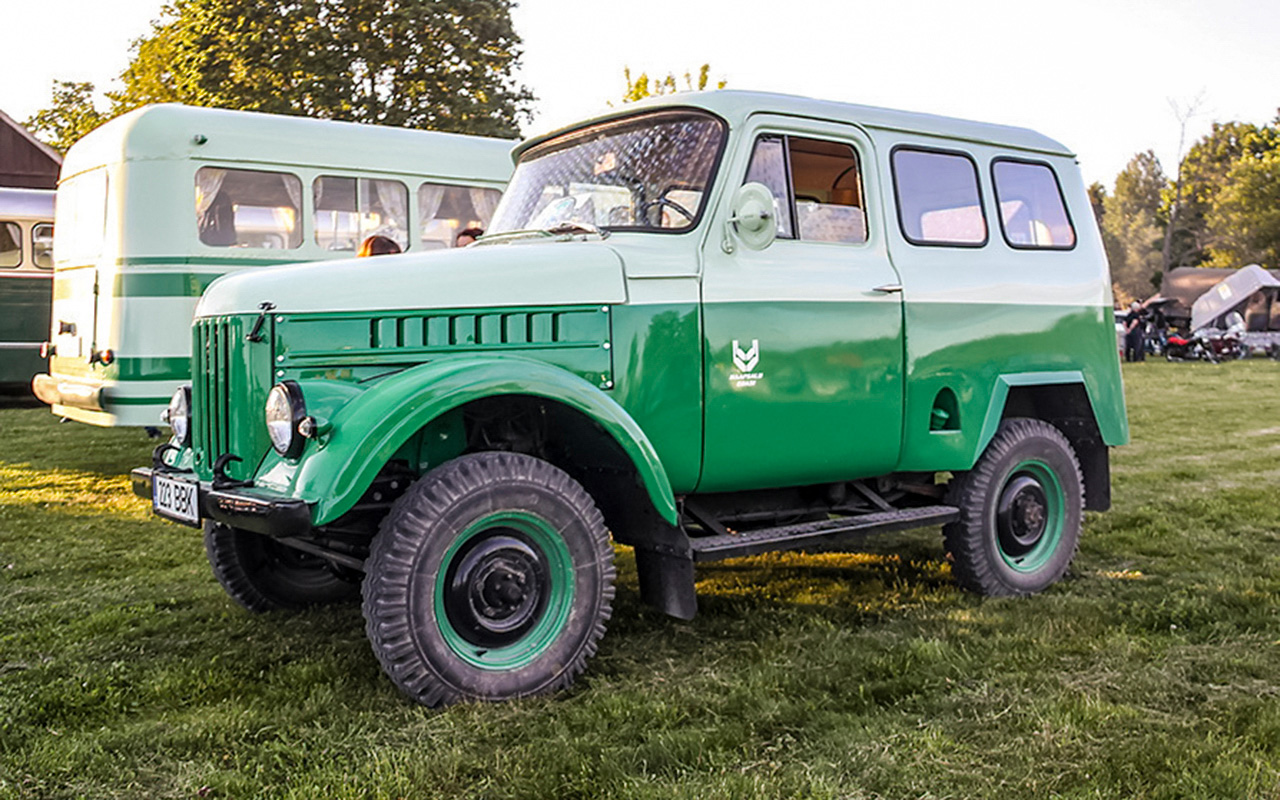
[4,361,1280,798]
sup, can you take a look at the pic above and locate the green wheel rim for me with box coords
[434,511,575,670]
[994,459,1065,573]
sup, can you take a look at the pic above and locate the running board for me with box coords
[688,505,960,563]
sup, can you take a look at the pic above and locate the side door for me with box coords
[698,117,904,492]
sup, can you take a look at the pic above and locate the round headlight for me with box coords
[265,381,306,458]
[164,386,192,446]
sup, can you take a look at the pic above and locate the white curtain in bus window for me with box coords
[197,167,302,249]
[0,222,20,268]
[314,176,409,251]
[419,183,503,249]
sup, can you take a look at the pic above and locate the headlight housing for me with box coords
[162,386,192,446]
[265,381,307,458]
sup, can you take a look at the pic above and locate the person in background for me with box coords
[455,227,484,247]
[1123,300,1147,363]
[358,235,402,257]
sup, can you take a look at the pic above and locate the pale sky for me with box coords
[3,0,1277,188]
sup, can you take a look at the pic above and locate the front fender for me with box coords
[252,355,679,527]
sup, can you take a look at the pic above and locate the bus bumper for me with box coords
[32,373,104,411]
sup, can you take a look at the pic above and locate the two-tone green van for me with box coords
[33,104,512,426]
[135,91,1127,707]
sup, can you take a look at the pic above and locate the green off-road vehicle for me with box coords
[135,91,1127,707]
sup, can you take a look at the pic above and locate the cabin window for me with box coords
[32,224,54,269]
[314,176,410,252]
[0,222,20,268]
[419,184,502,249]
[892,148,987,246]
[196,167,302,249]
[743,135,867,244]
[56,167,108,264]
[991,159,1076,249]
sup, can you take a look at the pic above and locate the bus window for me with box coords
[0,222,20,267]
[32,223,54,268]
[419,184,502,249]
[56,167,108,265]
[196,167,302,249]
[314,176,409,252]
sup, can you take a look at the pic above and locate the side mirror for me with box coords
[723,182,777,253]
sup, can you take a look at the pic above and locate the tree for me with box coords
[1203,149,1280,268]
[1103,151,1168,300]
[1160,94,1204,271]
[621,64,725,103]
[108,0,533,137]
[24,81,110,154]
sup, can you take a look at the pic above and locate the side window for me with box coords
[743,134,867,244]
[55,167,108,265]
[892,148,987,246]
[314,176,409,252]
[32,223,54,268]
[419,184,502,249]
[992,159,1076,249]
[196,167,302,249]
[788,137,866,244]
[0,222,20,267]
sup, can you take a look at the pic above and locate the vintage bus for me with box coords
[33,104,512,426]
[0,187,54,393]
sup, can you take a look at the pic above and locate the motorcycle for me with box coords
[1165,327,1244,363]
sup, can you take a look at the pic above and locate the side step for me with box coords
[688,505,960,563]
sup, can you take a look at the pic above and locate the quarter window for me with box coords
[314,176,410,252]
[196,167,302,249]
[893,148,987,246]
[419,184,502,249]
[992,160,1075,248]
[0,222,20,267]
[32,223,54,269]
[743,134,867,244]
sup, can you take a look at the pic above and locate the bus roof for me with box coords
[516,90,1074,160]
[60,104,516,184]
[0,187,55,218]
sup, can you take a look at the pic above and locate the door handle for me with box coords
[872,284,903,294]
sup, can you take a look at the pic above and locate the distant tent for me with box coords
[1191,264,1280,331]
[0,109,61,189]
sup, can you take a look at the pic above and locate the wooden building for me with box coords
[0,109,61,189]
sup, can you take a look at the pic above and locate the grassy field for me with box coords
[3,360,1280,799]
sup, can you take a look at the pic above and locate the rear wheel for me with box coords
[944,418,1083,596]
[363,451,615,707]
[204,522,359,612]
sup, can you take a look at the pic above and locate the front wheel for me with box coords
[204,522,360,612]
[362,452,615,707]
[943,418,1083,596]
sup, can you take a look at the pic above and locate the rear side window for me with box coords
[0,222,20,267]
[991,159,1076,249]
[196,167,302,249]
[419,184,503,249]
[892,148,987,246]
[32,223,54,268]
[314,176,410,252]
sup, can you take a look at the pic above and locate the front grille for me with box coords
[193,317,233,468]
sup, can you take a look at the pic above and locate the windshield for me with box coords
[488,110,726,235]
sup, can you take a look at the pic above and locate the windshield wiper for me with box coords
[472,223,611,247]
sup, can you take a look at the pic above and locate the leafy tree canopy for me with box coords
[621,64,725,104]
[30,0,533,149]
[24,81,110,155]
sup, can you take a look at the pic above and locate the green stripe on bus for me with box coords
[117,256,301,268]
[109,356,192,381]
[111,272,224,298]
[105,395,171,406]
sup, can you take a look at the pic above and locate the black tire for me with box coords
[943,418,1083,596]
[362,451,615,707]
[204,522,360,612]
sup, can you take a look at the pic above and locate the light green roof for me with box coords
[517,89,1073,159]
[60,104,516,183]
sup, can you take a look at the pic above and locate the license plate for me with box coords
[153,473,200,526]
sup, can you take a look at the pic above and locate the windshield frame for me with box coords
[499,107,730,237]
